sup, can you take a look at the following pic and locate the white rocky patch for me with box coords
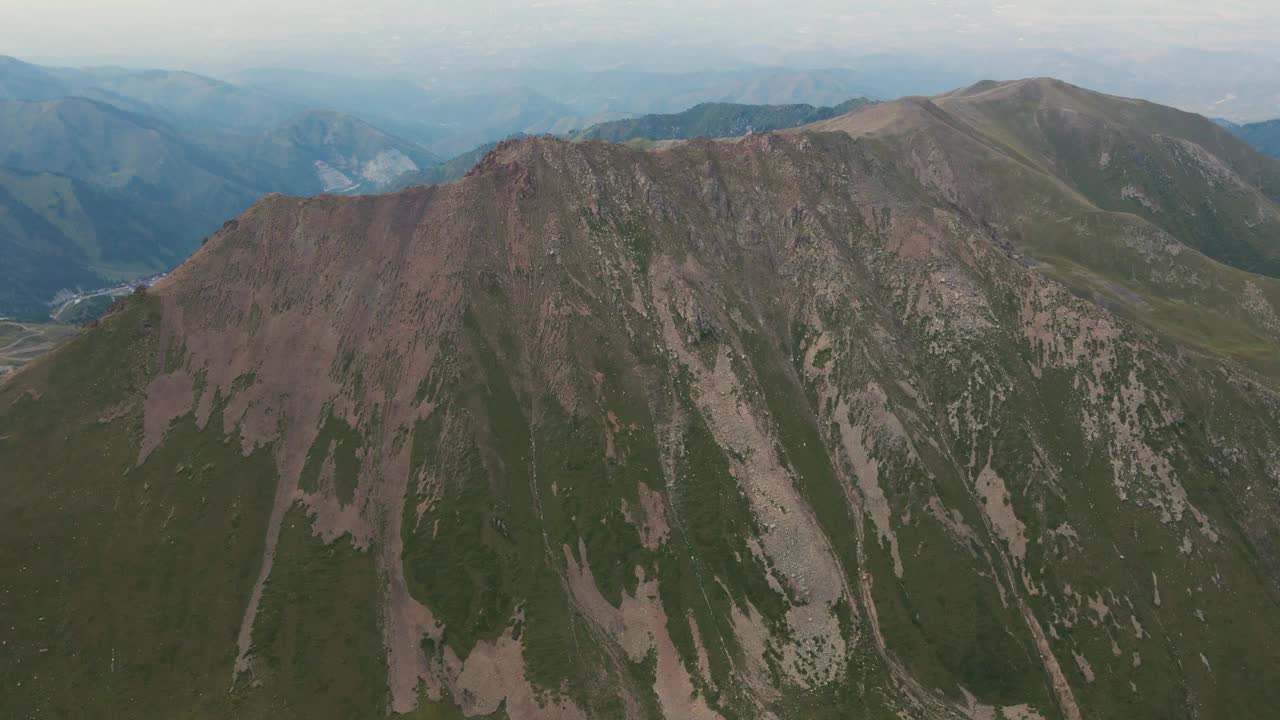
[359,149,419,188]
[314,160,358,193]
[1120,184,1157,211]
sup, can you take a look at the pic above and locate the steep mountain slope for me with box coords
[6,84,1280,720]
[1228,118,1280,158]
[570,98,873,143]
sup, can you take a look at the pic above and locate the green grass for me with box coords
[0,295,395,720]
[233,507,387,718]
[0,294,279,719]
[297,410,364,503]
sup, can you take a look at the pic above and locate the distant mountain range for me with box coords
[223,66,885,157]
[0,58,453,319]
[1220,118,1280,158]
[0,55,300,132]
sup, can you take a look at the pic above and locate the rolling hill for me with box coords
[6,79,1280,720]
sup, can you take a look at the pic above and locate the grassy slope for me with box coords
[0,295,271,717]
[935,80,1280,278]
[814,83,1280,379]
[0,294,383,719]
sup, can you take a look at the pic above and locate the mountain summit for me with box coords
[5,79,1280,720]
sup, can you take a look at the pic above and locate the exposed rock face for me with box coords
[6,80,1280,720]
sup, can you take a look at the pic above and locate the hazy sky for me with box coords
[3,0,1278,72]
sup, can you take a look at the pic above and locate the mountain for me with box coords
[237,110,441,194]
[391,135,530,189]
[223,66,890,157]
[571,98,874,143]
[0,166,190,319]
[0,97,260,219]
[0,94,439,319]
[1226,118,1280,158]
[0,97,438,204]
[0,97,260,318]
[7,79,1280,720]
[808,79,1280,279]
